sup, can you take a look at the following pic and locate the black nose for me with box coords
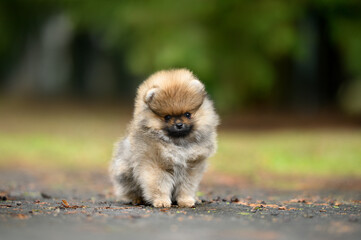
[175,122,183,129]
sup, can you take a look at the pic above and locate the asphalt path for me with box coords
[1,169,360,240]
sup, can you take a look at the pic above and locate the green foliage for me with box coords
[0,0,361,110]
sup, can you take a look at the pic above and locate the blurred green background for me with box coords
[0,0,360,188]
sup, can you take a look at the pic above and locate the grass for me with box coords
[211,130,361,178]
[1,101,361,180]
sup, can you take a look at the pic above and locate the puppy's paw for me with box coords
[153,198,171,208]
[177,196,195,208]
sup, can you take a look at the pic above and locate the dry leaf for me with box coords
[98,206,131,210]
[0,204,12,208]
[65,211,78,214]
[13,214,29,220]
[61,199,85,209]
[289,199,311,204]
[62,200,70,207]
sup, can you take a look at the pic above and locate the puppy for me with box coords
[110,69,219,207]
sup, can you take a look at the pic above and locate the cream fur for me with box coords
[109,69,219,207]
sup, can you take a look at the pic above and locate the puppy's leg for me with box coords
[110,163,143,204]
[135,163,174,208]
[110,164,128,202]
[176,160,206,207]
[112,180,127,202]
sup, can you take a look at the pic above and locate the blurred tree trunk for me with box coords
[6,14,73,96]
[291,9,344,111]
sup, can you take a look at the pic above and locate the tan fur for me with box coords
[109,69,219,207]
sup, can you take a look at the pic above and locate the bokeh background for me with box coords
[1,0,361,190]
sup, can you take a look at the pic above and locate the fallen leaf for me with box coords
[61,199,85,209]
[65,211,78,214]
[234,201,278,209]
[0,204,12,208]
[62,200,69,207]
[251,204,264,211]
[289,198,312,204]
[98,206,131,210]
[13,214,29,220]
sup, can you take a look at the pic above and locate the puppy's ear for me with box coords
[189,79,206,111]
[190,79,206,103]
[190,79,205,94]
[144,87,158,103]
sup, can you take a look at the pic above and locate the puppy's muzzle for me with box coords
[167,123,192,138]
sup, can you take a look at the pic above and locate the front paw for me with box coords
[153,198,171,208]
[177,196,195,208]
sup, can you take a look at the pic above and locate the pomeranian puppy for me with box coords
[110,69,219,207]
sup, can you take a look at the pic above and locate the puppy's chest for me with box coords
[160,144,201,167]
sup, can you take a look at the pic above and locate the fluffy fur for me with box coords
[109,69,219,207]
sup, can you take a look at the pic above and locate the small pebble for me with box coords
[213,196,221,201]
[41,192,51,199]
[230,196,239,202]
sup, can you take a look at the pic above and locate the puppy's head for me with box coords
[143,70,206,138]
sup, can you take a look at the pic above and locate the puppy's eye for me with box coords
[184,112,191,119]
[164,115,171,121]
